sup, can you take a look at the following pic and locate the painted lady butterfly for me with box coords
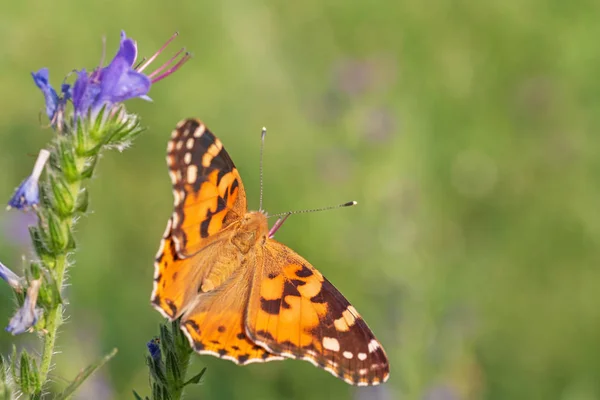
[151,118,389,385]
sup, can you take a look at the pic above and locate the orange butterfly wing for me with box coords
[152,119,280,363]
[167,118,247,257]
[246,240,390,386]
[152,119,245,319]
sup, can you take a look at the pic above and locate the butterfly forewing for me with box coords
[167,119,247,256]
[245,240,390,386]
[153,119,246,319]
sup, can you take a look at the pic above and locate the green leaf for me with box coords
[29,225,54,264]
[74,118,87,156]
[19,351,31,393]
[0,355,13,400]
[47,211,68,253]
[53,348,118,400]
[49,174,75,217]
[182,367,207,388]
[57,140,79,183]
[132,390,149,400]
[79,156,98,180]
[74,188,89,213]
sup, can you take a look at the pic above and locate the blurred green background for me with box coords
[1,1,600,399]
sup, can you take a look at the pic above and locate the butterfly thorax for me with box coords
[198,211,268,293]
[230,211,269,254]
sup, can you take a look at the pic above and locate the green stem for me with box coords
[36,167,82,392]
[172,351,191,400]
[37,253,67,386]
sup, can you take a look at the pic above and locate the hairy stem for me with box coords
[37,253,67,386]
[35,153,83,392]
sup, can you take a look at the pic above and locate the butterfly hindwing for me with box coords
[245,240,390,386]
[167,118,247,257]
[179,263,283,365]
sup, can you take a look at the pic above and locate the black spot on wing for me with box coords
[229,179,239,196]
[260,298,281,315]
[193,341,205,351]
[165,299,178,318]
[295,264,313,278]
[200,217,211,238]
[256,330,275,341]
[184,319,201,335]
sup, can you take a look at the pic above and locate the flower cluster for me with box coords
[33,31,189,125]
[1,30,189,398]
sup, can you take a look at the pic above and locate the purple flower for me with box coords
[7,149,50,211]
[6,278,42,335]
[0,261,23,290]
[72,31,189,119]
[31,69,71,125]
[147,337,161,362]
[32,68,59,121]
[31,31,188,123]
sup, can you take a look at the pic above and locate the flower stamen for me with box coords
[150,52,191,84]
[137,32,180,73]
[147,47,186,80]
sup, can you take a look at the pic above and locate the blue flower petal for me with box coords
[101,69,151,104]
[8,176,39,210]
[147,338,161,362]
[73,69,101,117]
[115,31,138,67]
[0,261,22,289]
[31,68,59,120]
[6,306,42,335]
[6,279,42,335]
[7,150,49,211]
[61,83,72,101]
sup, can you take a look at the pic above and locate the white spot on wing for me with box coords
[343,351,353,359]
[368,339,380,353]
[323,337,340,352]
[186,138,195,150]
[358,352,367,361]
[194,124,206,137]
[187,164,198,184]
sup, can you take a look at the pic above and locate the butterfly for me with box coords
[151,118,390,386]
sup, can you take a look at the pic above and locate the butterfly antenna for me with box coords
[259,127,267,211]
[268,201,357,238]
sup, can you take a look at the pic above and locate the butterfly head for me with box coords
[231,211,270,253]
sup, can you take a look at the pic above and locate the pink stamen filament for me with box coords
[137,32,179,72]
[147,47,186,79]
[150,53,191,83]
